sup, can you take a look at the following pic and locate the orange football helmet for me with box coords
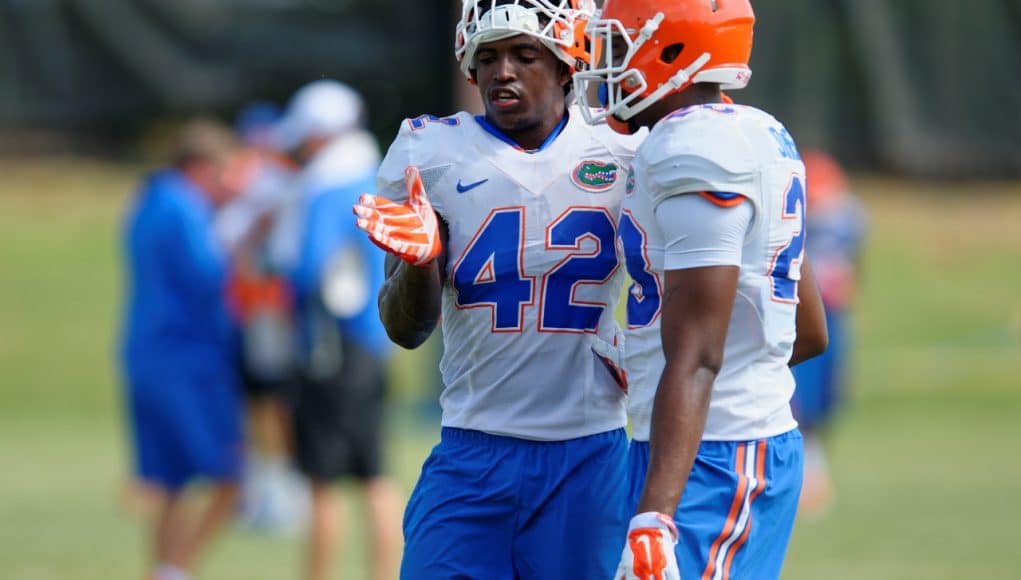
[455,0,596,83]
[574,0,754,131]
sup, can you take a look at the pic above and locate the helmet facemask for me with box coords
[455,0,594,83]
[575,12,712,127]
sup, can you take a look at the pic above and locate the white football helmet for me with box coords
[455,0,596,82]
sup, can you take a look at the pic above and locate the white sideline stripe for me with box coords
[711,442,760,580]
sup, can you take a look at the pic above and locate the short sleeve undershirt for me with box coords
[654,193,753,271]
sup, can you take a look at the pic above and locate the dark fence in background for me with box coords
[744,0,1021,177]
[0,0,1019,177]
[0,0,453,147]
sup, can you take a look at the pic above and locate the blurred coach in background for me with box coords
[275,80,401,580]
[120,120,251,580]
[220,103,309,535]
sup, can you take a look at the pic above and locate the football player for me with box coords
[351,1,643,577]
[573,1,828,578]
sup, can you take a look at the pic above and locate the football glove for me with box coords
[353,166,442,267]
[615,512,680,580]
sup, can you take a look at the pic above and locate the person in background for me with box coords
[275,80,401,580]
[792,150,868,517]
[121,119,251,580]
[218,102,309,535]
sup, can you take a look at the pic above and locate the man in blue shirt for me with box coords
[274,80,399,580]
[122,119,249,580]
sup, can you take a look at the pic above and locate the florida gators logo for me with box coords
[625,166,636,196]
[571,160,618,193]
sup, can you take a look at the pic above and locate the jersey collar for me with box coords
[473,110,569,154]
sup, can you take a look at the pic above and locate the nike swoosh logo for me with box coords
[456,178,489,193]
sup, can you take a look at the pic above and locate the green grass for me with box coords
[1,160,1019,578]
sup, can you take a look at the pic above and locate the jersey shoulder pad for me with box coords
[377,111,472,202]
[640,105,757,208]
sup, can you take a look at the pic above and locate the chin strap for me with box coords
[621,52,712,120]
[637,12,665,46]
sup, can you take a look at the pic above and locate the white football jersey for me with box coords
[622,104,806,442]
[378,107,643,440]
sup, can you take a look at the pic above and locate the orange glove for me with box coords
[616,512,680,580]
[353,166,442,267]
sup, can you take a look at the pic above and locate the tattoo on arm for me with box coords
[377,216,448,349]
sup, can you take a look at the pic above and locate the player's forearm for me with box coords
[378,254,442,349]
[637,266,735,518]
[790,257,828,366]
[637,363,715,516]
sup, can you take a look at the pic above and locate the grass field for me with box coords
[1,159,1019,579]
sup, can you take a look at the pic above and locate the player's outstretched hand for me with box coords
[615,512,680,580]
[353,166,442,266]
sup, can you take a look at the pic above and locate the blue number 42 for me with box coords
[451,206,618,333]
